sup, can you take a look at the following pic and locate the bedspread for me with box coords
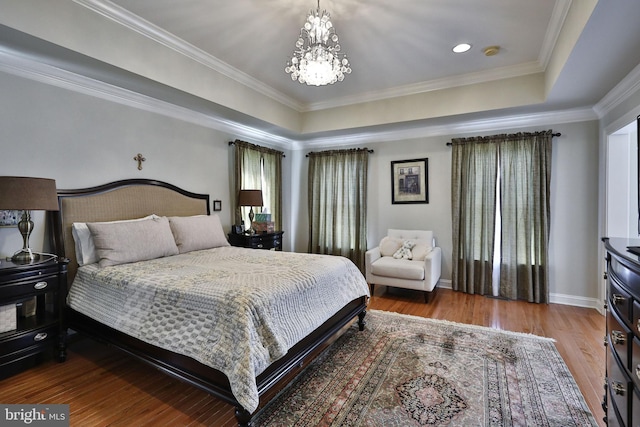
[67,246,370,412]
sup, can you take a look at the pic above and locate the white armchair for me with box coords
[365,229,442,303]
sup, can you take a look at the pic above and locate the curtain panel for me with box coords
[451,130,552,303]
[451,139,498,296]
[308,148,368,271]
[233,140,283,231]
[498,132,552,302]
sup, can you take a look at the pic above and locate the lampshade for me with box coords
[0,176,59,211]
[0,176,58,264]
[238,189,263,207]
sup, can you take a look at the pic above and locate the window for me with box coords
[233,140,283,231]
[307,149,369,271]
[451,131,552,302]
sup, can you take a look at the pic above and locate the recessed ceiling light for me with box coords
[453,43,472,53]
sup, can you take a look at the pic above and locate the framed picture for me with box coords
[0,210,20,227]
[213,200,222,211]
[391,158,428,204]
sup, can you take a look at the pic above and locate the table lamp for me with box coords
[238,189,263,234]
[0,176,59,264]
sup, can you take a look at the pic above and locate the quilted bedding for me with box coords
[67,246,370,412]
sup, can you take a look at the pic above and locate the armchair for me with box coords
[365,229,442,303]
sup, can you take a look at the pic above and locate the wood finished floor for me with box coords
[0,287,606,426]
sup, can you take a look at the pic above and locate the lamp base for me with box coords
[248,207,255,234]
[11,248,40,265]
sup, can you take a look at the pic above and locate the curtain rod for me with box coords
[445,132,561,146]
[228,140,286,157]
[306,149,374,157]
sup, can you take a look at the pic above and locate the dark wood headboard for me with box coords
[50,179,210,285]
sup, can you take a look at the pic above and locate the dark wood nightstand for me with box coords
[228,231,284,251]
[0,256,68,379]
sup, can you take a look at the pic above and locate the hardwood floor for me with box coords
[0,287,606,426]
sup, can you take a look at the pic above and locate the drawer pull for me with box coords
[612,293,626,305]
[33,281,48,290]
[33,332,48,342]
[611,382,626,396]
[611,330,626,345]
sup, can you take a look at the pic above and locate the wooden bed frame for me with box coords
[49,179,367,426]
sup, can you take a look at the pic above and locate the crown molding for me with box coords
[0,42,598,151]
[0,48,297,150]
[303,61,544,112]
[538,0,572,70]
[308,0,572,113]
[73,0,560,115]
[300,107,597,149]
[73,0,306,112]
[593,61,640,118]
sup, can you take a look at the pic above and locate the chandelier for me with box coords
[285,0,352,86]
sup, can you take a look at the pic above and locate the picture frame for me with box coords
[213,200,222,212]
[391,158,428,204]
[0,210,21,227]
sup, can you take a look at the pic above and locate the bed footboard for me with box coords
[66,297,367,426]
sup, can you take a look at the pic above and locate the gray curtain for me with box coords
[233,140,283,231]
[451,138,498,296]
[451,130,552,303]
[498,131,552,302]
[308,148,368,271]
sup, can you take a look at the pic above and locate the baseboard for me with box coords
[548,293,603,312]
[436,280,603,312]
[438,279,453,289]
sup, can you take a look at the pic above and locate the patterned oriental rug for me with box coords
[254,310,597,426]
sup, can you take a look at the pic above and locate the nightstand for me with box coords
[0,256,68,379]
[228,231,284,251]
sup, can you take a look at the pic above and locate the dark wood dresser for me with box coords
[228,231,284,251]
[603,237,640,426]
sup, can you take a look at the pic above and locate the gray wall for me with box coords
[0,71,255,256]
[0,67,605,308]
[293,121,601,306]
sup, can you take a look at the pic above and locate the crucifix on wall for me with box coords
[133,153,146,170]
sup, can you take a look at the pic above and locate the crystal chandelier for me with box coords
[285,0,352,86]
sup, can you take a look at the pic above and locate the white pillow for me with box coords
[412,243,433,261]
[379,236,403,257]
[87,216,179,268]
[168,214,230,253]
[72,214,158,266]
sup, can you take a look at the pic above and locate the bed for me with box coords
[50,179,369,426]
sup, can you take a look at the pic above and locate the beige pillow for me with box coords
[72,214,158,266]
[87,216,179,267]
[168,214,230,253]
[379,236,403,257]
[412,243,433,261]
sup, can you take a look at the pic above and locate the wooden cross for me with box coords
[133,153,146,170]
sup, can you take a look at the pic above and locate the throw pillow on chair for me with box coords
[393,240,415,260]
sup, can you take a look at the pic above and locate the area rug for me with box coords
[254,310,597,426]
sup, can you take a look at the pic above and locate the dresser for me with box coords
[0,256,68,379]
[603,237,640,426]
[228,231,284,251]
